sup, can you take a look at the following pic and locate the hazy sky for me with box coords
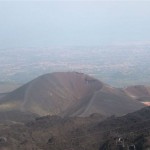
[0,1,150,49]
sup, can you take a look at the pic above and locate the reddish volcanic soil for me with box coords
[0,72,145,120]
[124,85,150,106]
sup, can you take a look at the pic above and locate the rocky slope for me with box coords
[0,107,150,150]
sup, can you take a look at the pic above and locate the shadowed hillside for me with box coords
[0,107,150,150]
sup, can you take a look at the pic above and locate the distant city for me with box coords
[0,44,150,87]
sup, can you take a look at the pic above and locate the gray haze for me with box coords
[0,1,150,48]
